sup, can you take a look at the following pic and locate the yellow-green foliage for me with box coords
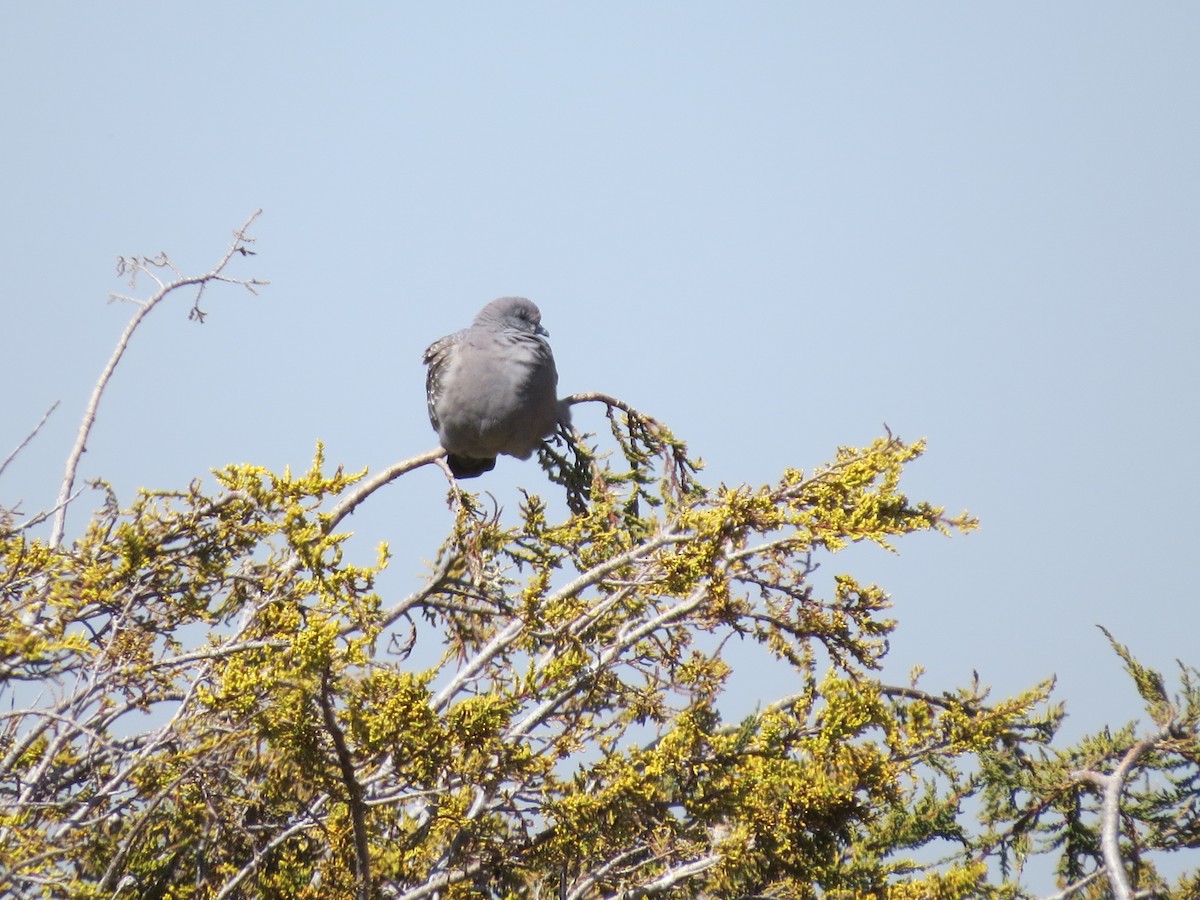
[2,420,1197,899]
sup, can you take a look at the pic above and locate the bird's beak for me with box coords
[537,324,550,337]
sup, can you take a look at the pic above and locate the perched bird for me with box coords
[423,296,568,478]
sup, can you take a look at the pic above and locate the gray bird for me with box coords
[423,296,568,478]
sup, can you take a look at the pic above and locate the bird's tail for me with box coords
[446,454,497,479]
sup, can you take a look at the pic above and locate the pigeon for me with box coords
[423,296,568,478]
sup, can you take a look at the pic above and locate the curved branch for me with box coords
[563,391,642,414]
[1074,726,1170,900]
[50,211,265,548]
[1040,869,1105,900]
[323,447,446,533]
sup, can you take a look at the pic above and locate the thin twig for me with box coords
[0,401,59,481]
[49,211,264,548]
[1041,869,1106,900]
[12,487,85,537]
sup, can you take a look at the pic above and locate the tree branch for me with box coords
[323,447,446,534]
[319,670,372,900]
[1074,727,1170,900]
[0,401,58,482]
[212,805,326,900]
[1040,868,1106,900]
[613,853,721,898]
[49,211,265,548]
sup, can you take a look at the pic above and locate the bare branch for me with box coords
[0,401,59,481]
[11,486,85,539]
[212,805,327,900]
[49,211,265,548]
[613,853,721,898]
[1074,726,1171,900]
[319,671,372,900]
[391,860,484,900]
[563,391,640,414]
[1040,869,1106,900]
[323,447,446,533]
[563,848,648,900]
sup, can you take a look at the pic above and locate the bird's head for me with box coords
[476,296,549,337]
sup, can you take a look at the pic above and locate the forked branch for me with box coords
[1074,726,1171,900]
[49,211,266,548]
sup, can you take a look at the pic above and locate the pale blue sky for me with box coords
[3,3,1199,882]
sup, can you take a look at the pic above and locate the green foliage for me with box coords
[2,411,1197,899]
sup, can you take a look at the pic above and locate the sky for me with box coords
[3,3,1199,886]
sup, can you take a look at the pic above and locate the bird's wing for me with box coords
[422,332,460,431]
